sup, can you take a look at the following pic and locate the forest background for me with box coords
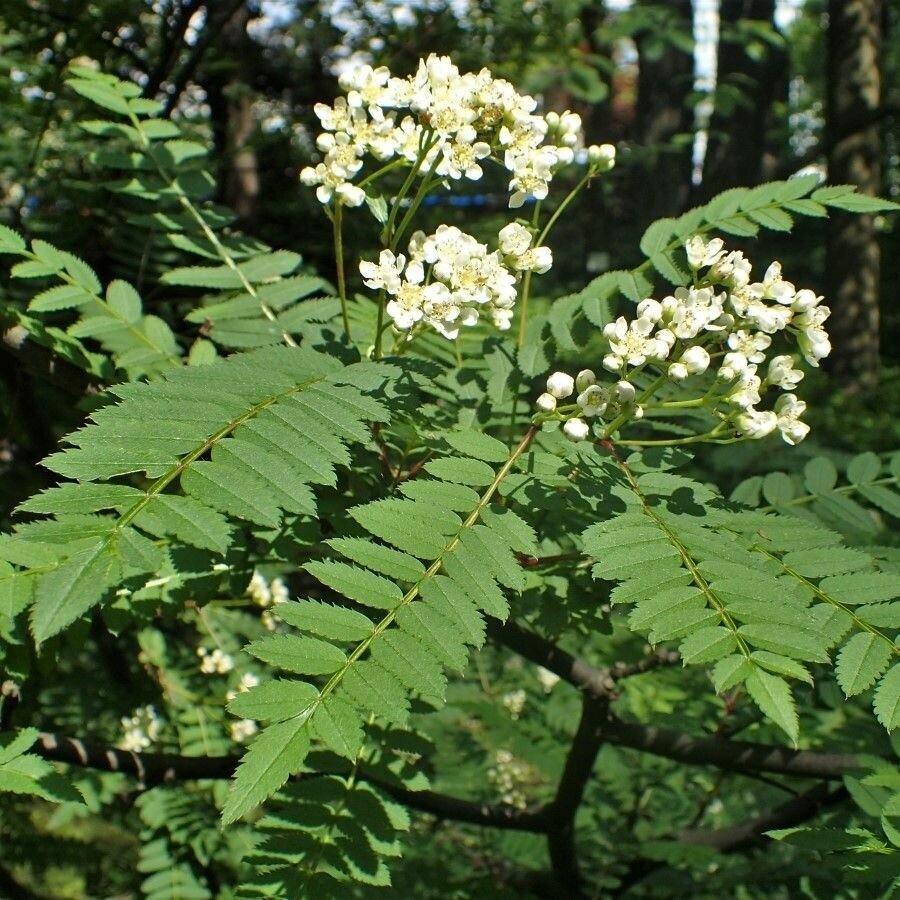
[0,0,898,897]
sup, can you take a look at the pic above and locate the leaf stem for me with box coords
[333,202,352,340]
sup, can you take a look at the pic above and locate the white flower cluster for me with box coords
[501,688,527,720]
[301,54,614,209]
[226,671,260,703]
[536,235,831,446]
[360,222,551,337]
[247,570,290,630]
[119,705,161,753]
[226,672,261,743]
[536,666,561,693]
[197,646,234,675]
[230,719,258,743]
[488,749,531,810]
[247,570,290,608]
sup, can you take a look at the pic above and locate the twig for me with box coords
[24,730,549,832]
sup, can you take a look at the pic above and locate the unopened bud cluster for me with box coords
[535,235,831,446]
[487,749,532,810]
[537,369,640,442]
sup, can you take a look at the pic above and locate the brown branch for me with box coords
[602,717,861,781]
[545,697,608,899]
[26,731,548,832]
[677,782,848,852]
[488,620,864,781]
[486,619,676,699]
[616,782,849,894]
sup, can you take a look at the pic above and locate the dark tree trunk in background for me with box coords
[634,0,695,218]
[202,3,260,224]
[699,0,788,198]
[825,0,883,391]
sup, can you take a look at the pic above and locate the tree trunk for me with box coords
[633,0,695,218]
[699,0,788,198]
[825,0,882,391]
[202,3,261,224]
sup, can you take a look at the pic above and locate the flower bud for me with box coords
[575,369,597,392]
[636,299,663,323]
[588,143,616,170]
[668,362,689,382]
[535,392,557,412]
[680,345,711,375]
[614,381,636,404]
[546,371,575,399]
[563,418,590,441]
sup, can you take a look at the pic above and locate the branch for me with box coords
[489,620,865,780]
[602,717,861,781]
[676,782,848,852]
[545,697,608,899]
[26,731,548,832]
[487,619,677,699]
[616,783,849,894]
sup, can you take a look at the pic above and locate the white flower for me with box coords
[119,705,161,752]
[535,392,557,412]
[742,298,792,334]
[685,235,725,269]
[577,385,609,417]
[727,330,771,364]
[563,418,590,441]
[791,288,823,313]
[230,719,258,742]
[359,250,406,293]
[514,245,553,274]
[502,689,527,719]
[718,351,750,382]
[536,666,561,692]
[636,299,663,323]
[792,304,832,366]
[498,222,533,257]
[198,647,234,675]
[664,286,725,340]
[248,570,271,607]
[270,577,289,605]
[603,316,671,370]
[711,250,752,288]
[749,261,795,305]
[727,369,762,411]
[735,410,778,439]
[775,394,810,445]
[546,371,575,399]
[587,143,616,170]
[767,355,804,390]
